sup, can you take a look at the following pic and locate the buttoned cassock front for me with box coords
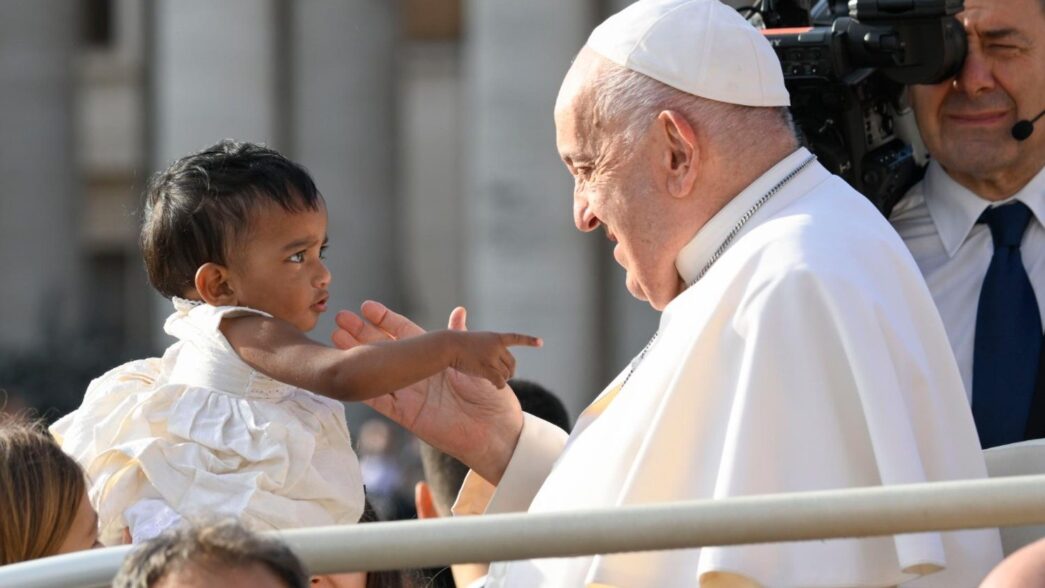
[455,149,1002,587]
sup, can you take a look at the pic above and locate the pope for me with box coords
[334,0,1003,585]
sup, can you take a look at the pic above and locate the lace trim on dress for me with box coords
[172,296,203,314]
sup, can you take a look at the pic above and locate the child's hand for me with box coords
[450,331,542,388]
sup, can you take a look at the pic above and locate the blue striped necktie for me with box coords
[973,201,1041,448]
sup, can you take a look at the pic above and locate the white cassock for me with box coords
[454,148,1002,587]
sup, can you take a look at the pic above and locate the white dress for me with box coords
[51,298,365,545]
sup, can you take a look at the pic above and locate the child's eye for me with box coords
[319,245,328,260]
[288,252,305,263]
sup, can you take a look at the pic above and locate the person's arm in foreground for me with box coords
[221,312,541,403]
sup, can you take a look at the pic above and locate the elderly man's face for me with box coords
[909,0,1045,196]
[555,58,684,310]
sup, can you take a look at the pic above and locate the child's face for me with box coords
[226,201,331,332]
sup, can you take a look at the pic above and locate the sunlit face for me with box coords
[226,202,331,332]
[909,0,1045,190]
[55,491,100,554]
[555,61,683,310]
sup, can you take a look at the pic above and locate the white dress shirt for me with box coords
[890,161,1045,402]
[455,148,1001,587]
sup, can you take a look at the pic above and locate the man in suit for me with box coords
[890,0,1045,448]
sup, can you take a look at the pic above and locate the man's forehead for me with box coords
[961,0,1043,33]
[554,106,590,160]
[554,88,596,154]
[556,51,618,152]
[556,50,602,111]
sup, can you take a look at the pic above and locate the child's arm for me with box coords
[220,315,541,402]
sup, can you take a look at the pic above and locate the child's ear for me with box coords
[194,263,237,306]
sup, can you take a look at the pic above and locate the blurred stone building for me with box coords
[0,0,661,419]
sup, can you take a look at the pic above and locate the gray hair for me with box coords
[111,519,309,588]
[590,60,796,153]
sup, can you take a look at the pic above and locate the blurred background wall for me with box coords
[0,0,664,424]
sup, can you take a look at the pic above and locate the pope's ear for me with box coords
[656,109,700,199]
[194,263,237,306]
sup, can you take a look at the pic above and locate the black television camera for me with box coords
[745,0,967,215]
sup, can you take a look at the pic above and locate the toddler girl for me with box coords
[52,140,540,545]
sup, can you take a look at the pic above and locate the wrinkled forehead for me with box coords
[554,93,587,145]
[554,94,601,165]
[554,49,609,154]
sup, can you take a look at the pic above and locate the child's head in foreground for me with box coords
[141,140,331,332]
[111,519,309,588]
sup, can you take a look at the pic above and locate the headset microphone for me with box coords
[1012,109,1045,141]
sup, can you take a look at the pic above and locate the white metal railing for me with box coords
[2,474,1045,587]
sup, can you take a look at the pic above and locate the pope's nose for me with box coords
[574,200,600,232]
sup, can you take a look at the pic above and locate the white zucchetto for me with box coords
[587,0,790,107]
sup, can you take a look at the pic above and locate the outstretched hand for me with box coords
[333,301,526,484]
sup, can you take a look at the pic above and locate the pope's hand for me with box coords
[333,301,524,484]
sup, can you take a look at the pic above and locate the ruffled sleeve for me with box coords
[52,355,169,459]
[50,353,174,543]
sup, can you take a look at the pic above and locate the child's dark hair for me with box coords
[111,518,309,588]
[140,140,322,299]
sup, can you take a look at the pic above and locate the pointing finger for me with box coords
[500,333,543,348]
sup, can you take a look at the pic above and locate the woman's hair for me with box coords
[0,417,87,565]
[112,519,309,588]
[140,140,323,299]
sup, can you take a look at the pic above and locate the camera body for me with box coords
[753,0,967,214]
